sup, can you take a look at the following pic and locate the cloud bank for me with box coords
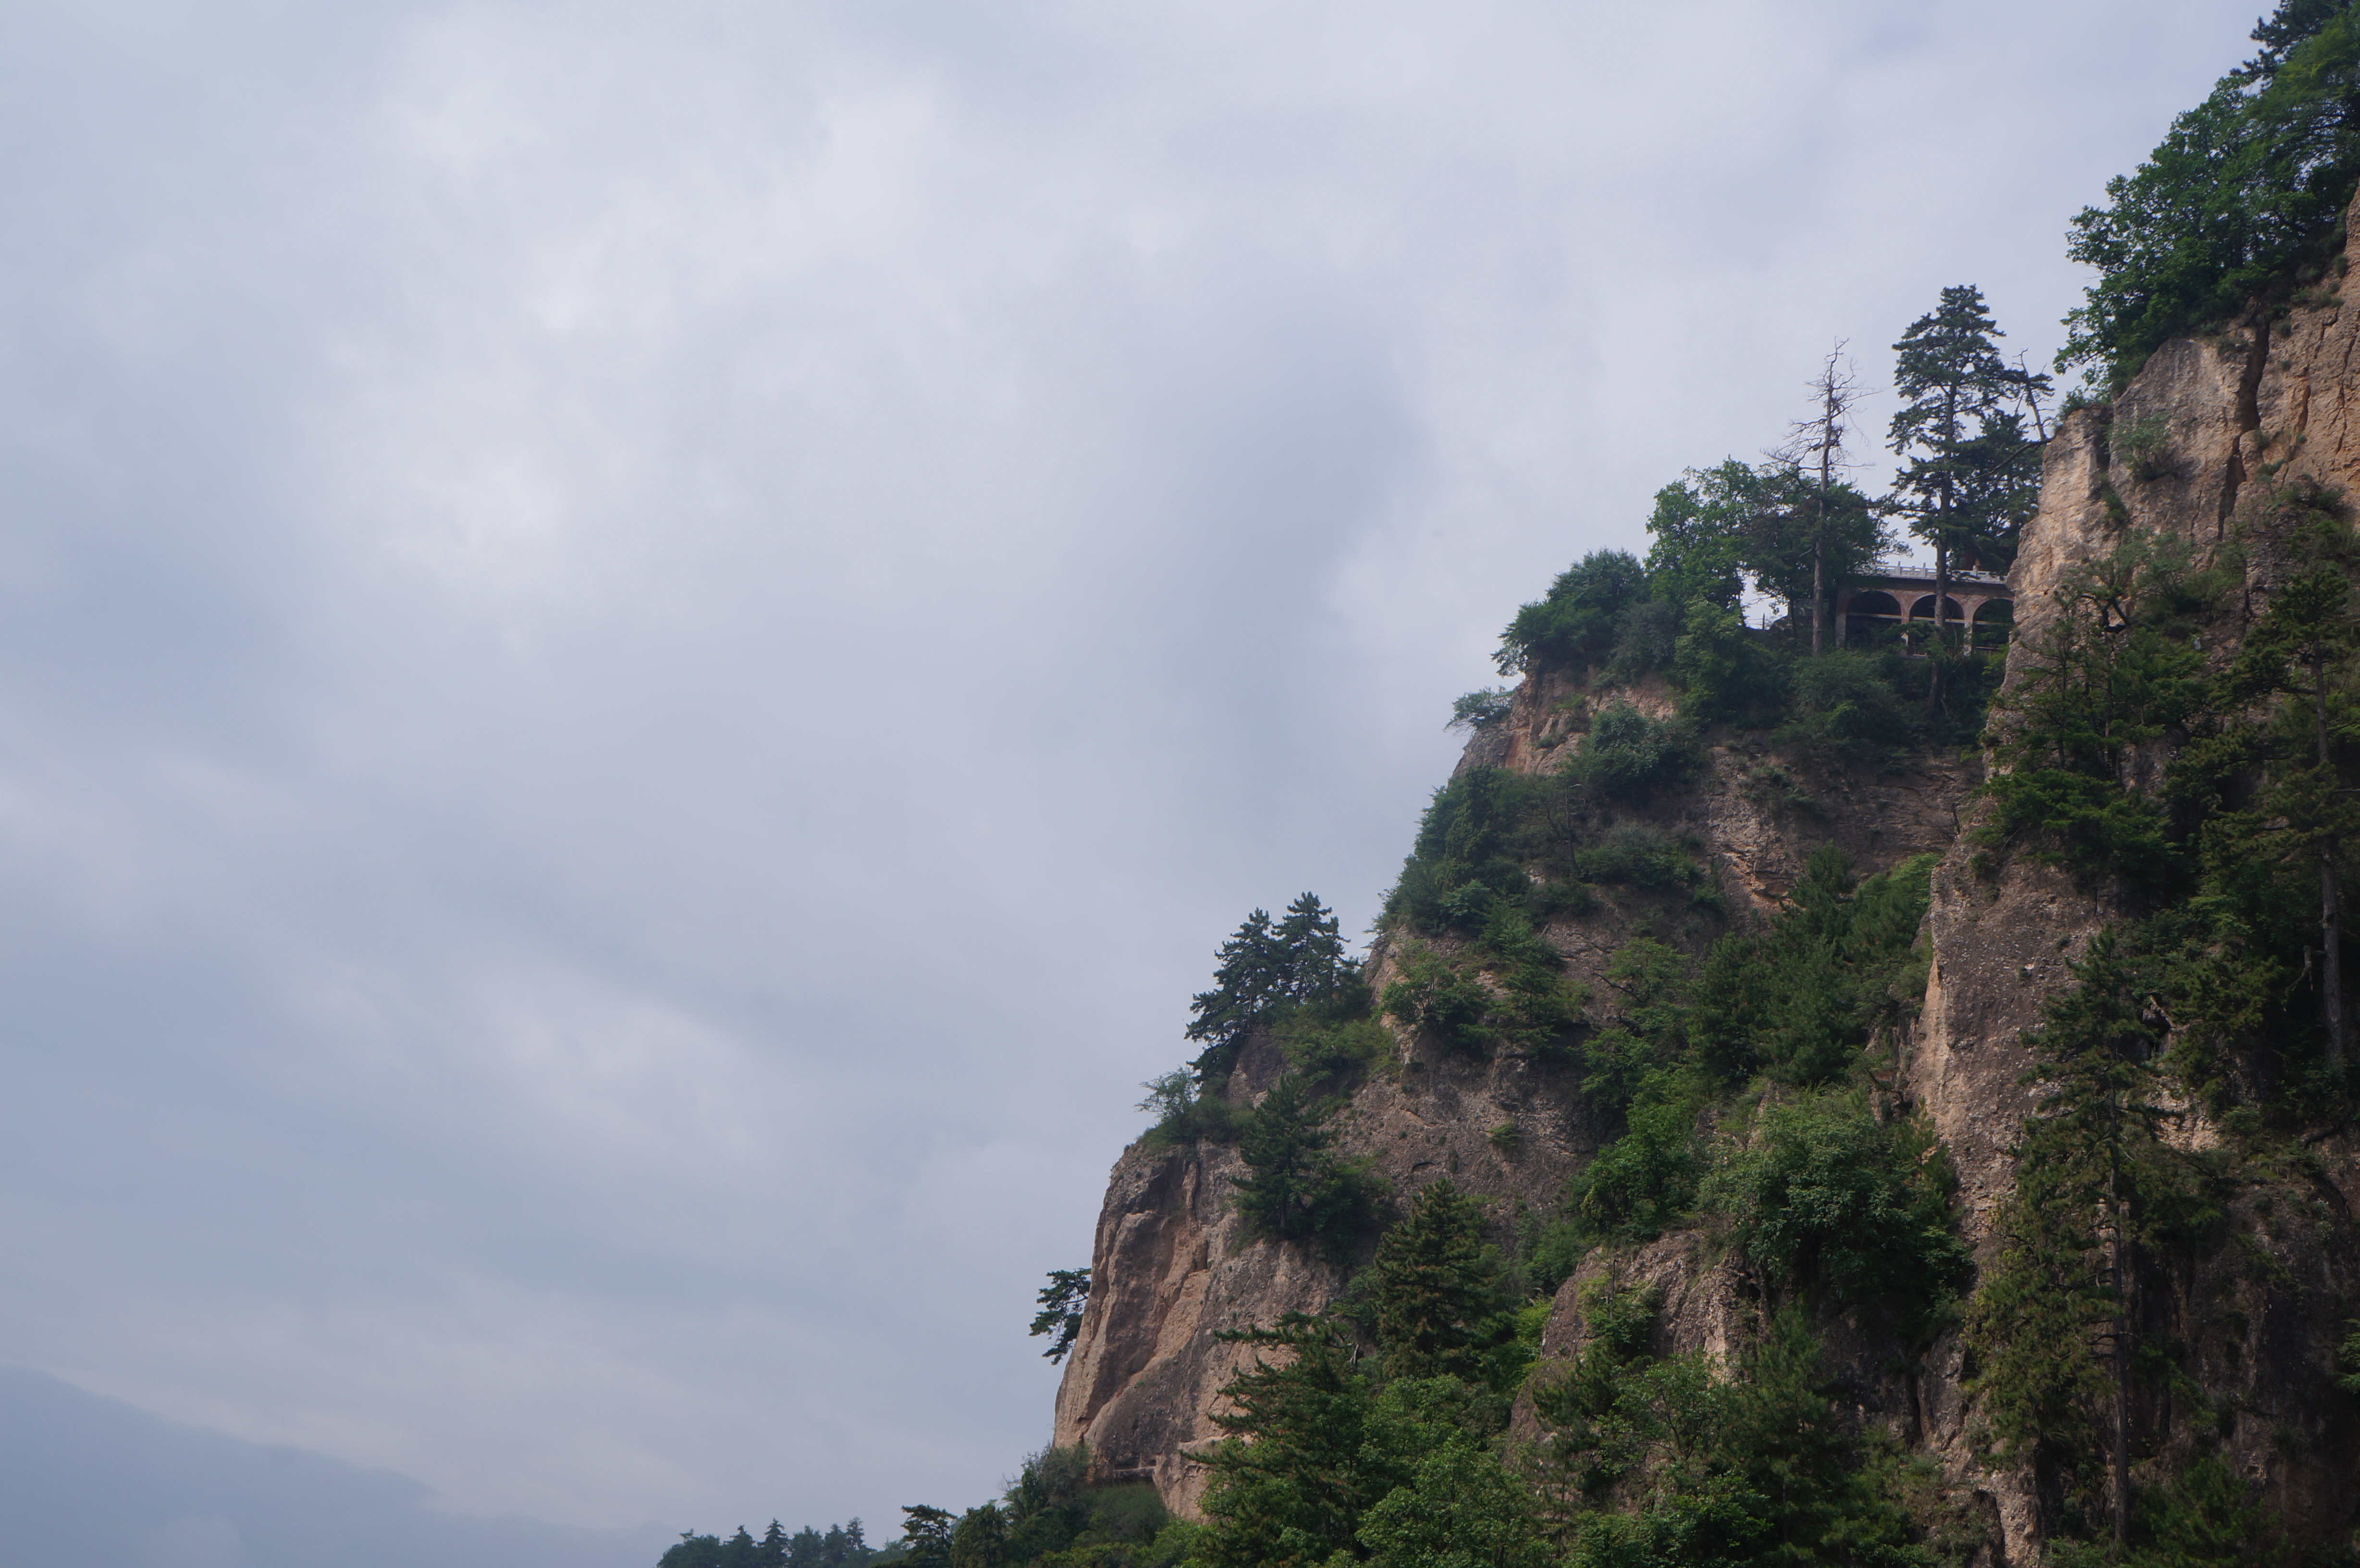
[0,0,2251,1539]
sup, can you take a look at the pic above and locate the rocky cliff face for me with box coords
[1055,197,2360,1562]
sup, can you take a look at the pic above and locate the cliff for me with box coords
[1054,196,2360,1565]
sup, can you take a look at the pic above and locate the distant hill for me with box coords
[0,1365,674,1568]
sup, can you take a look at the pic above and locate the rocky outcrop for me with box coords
[1056,190,2360,1560]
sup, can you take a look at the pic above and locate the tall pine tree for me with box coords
[1889,286,2044,709]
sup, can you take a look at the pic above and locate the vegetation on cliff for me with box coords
[2063,0,2360,393]
[1961,480,2360,1560]
[641,12,2360,1568]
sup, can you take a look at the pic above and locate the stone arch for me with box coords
[1909,594,1965,621]
[1972,597,2014,649]
[1844,590,1904,647]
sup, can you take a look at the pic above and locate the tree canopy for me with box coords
[2062,0,2360,391]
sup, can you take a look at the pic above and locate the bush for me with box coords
[1379,934,1585,1059]
[1496,551,1651,675]
[1272,1012,1392,1081]
[1448,686,1516,731]
[1573,823,1707,894]
[1786,649,1919,749]
[1701,1090,1970,1328]
[1671,599,1790,725]
[1384,767,1538,931]
[1566,1072,1706,1239]
[1604,597,1683,682]
[1687,847,1934,1086]
[1564,702,1693,799]
[1231,1075,1389,1261]
[1136,1069,1241,1150]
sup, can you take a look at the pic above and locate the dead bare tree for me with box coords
[1770,343,1866,657]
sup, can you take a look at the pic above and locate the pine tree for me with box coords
[1889,286,2043,709]
[899,1506,957,1568]
[1966,931,2179,1554]
[1198,1315,1377,1568]
[1028,1267,1092,1363]
[1187,896,1357,1088]
[948,1504,1006,1568]
[2225,564,2360,1069]
[1231,1075,1384,1258]
[1364,1180,1511,1382]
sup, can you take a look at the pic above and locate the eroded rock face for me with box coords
[1057,192,2360,1553]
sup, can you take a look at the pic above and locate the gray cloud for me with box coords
[0,0,2257,1542]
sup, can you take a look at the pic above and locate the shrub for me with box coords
[1687,846,1934,1086]
[1379,938,1584,1060]
[1671,599,1790,725]
[2114,413,2173,481]
[1604,597,1683,682]
[1136,1069,1240,1150]
[1448,686,1516,731]
[1272,1012,1392,1081]
[1496,551,1651,675]
[1701,1090,1970,1327]
[1231,1075,1389,1261]
[1786,649,1919,749]
[1566,1072,1705,1239]
[1564,702,1692,799]
[1573,823,1706,893]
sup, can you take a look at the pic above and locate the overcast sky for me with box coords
[0,0,2253,1555]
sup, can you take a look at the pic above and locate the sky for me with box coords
[0,0,2261,1557]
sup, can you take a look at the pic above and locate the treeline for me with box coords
[660,1520,890,1568]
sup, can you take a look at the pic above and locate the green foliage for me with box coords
[1192,1315,1376,1568]
[1567,1072,1708,1240]
[1573,824,1710,895]
[1136,1069,1240,1150]
[1965,931,2211,1532]
[1701,1091,1969,1329]
[1563,703,1694,800]
[1578,938,1688,1116]
[1888,287,2047,606]
[665,1520,885,1568]
[1192,1315,1542,1568]
[1533,1299,1927,1568]
[1356,1439,1553,1568]
[2339,1319,2360,1396]
[1672,597,1790,725]
[1272,1012,1394,1081]
[1029,1269,1091,1365]
[2114,414,2174,480]
[951,1506,1008,1568]
[1688,848,1936,1086]
[1386,766,1541,931]
[1644,459,1893,624]
[2062,1,2360,392]
[1786,650,1924,748]
[902,1509,957,1568]
[1981,533,2218,892]
[894,1449,1175,1568]
[1381,926,1586,1060]
[1365,1180,1520,1385]
[1186,894,1358,1088]
[1498,551,1653,676]
[1231,1074,1389,1261]
[1449,687,1517,731]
